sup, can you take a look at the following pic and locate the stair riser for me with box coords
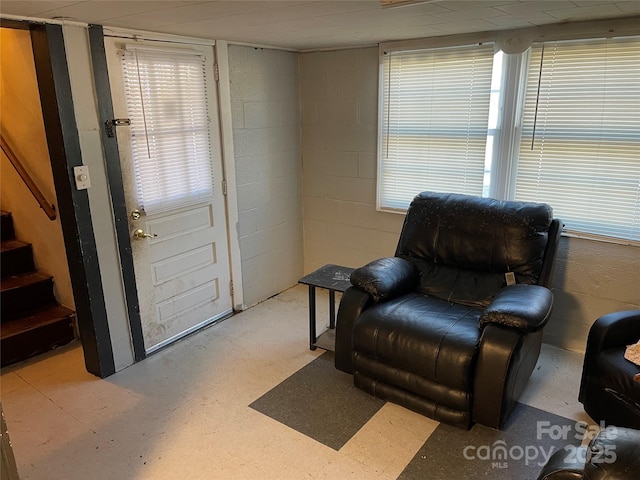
[1,279,56,322]
[1,212,78,366]
[1,245,35,277]
[1,214,15,241]
[1,317,75,367]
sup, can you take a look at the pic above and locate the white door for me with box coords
[104,37,233,354]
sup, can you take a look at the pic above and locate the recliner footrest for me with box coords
[354,372,472,429]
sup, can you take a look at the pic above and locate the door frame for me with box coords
[87,25,145,361]
[210,39,245,312]
[1,19,116,377]
[88,26,244,356]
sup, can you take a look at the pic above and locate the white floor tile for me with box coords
[1,285,590,480]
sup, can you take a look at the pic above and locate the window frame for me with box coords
[377,24,640,246]
[514,36,640,244]
[376,42,494,213]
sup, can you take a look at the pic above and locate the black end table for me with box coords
[298,264,354,351]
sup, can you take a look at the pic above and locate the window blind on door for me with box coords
[378,43,495,211]
[516,37,640,242]
[120,46,215,215]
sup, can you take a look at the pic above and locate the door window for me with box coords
[120,46,215,214]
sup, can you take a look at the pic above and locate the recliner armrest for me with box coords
[583,427,640,479]
[536,447,586,480]
[350,257,420,303]
[334,287,372,374]
[479,284,553,333]
[584,310,640,356]
[579,310,640,405]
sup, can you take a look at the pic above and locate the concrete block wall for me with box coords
[299,46,640,353]
[228,46,303,308]
[545,237,640,352]
[300,47,405,272]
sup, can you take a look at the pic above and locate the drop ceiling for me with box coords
[1,1,639,50]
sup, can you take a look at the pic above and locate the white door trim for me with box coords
[215,40,245,311]
[104,35,239,352]
[101,31,245,314]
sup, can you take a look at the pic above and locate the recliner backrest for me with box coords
[395,192,556,307]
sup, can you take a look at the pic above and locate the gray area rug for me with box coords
[251,352,583,479]
[399,402,583,480]
[249,351,384,450]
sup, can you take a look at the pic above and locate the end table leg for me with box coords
[309,286,317,350]
[329,290,336,329]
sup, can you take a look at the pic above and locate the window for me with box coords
[378,43,495,211]
[378,36,640,243]
[120,46,215,215]
[516,37,640,242]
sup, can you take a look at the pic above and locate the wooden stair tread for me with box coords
[1,305,75,340]
[0,271,52,291]
[0,239,30,252]
[0,211,76,367]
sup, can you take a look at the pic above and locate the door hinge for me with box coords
[222,179,228,195]
[229,281,234,296]
[214,63,219,82]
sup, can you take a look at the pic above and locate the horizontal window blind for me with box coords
[378,43,495,211]
[516,37,640,242]
[120,47,214,215]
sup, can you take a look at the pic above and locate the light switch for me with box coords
[74,165,91,190]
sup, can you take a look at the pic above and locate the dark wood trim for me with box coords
[30,24,116,377]
[0,18,31,30]
[88,24,146,362]
[0,134,57,220]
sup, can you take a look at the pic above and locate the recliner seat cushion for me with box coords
[353,293,481,391]
[411,260,507,307]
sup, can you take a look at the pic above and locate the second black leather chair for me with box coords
[537,426,640,480]
[579,310,640,430]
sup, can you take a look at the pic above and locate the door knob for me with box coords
[133,228,157,239]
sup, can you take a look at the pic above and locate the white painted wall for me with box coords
[228,46,304,308]
[62,25,134,371]
[299,46,640,353]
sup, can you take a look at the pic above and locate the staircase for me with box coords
[1,211,76,367]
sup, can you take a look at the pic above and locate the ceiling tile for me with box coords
[29,1,204,23]
[544,3,622,19]
[0,1,81,17]
[614,1,640,13]
[430,6,508,22]
[427,18,500,33]
[1,1,638,51]
[495,1,576,15]
[485,13,556,27]
[571,1,611,5]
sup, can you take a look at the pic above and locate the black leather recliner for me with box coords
[335,191,562,429]
[579,310,640,430]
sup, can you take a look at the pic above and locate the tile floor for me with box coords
[1,285,592,480]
